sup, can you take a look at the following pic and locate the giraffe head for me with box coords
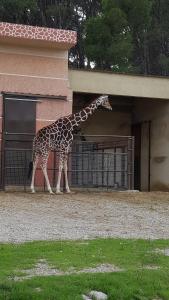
[98,95,112,110]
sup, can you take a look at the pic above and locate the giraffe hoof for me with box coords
[31,190,35,194]
[49,191,54,195]
[65,190,73,194]
[55,191,63,195]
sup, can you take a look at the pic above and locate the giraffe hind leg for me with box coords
[40,154,54,194]
[30,157,39,193]
[56,161,63,194]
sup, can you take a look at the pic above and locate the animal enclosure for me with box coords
[1,135,134,191]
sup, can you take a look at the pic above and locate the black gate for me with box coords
[1,135,134,191]
[71,136,134,190]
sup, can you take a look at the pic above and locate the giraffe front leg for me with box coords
[63,158,71,193]
[56,158,63,194]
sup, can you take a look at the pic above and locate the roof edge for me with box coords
[0,22,77,49]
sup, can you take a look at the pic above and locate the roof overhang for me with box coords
[69,69,169,100]
[0,22,77,50]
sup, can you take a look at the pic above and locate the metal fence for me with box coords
[1,135,134,191]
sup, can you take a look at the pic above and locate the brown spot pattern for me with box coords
[0,22,77,46]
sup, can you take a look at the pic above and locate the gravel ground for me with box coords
[0,191,169,243]
[12,260,123,281]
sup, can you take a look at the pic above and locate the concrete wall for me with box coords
[80,110,131,139]
[69,69,169,100]
[134,99,169,191]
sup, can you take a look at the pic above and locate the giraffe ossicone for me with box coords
[29,95,112,194]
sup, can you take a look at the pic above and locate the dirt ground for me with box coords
[0,191,169,243]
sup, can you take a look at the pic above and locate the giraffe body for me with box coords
[34,117,73,155]
[30,95,112,193]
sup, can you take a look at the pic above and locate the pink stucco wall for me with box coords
[0,22,77,134]
[0,47,70,98]
[0,22,77,188]
[36,99,72,132]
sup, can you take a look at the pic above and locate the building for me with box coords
[70,70,169,191]
[0,22,76,189]
[0,21,169,191]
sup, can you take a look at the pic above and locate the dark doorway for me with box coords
[2,95,36,187]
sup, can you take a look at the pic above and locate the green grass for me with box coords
[1,238,169,299]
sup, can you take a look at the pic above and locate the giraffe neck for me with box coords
[71,98,102,128]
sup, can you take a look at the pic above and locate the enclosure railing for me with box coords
[1,135,134,192]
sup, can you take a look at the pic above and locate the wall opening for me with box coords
[2,94,36,187]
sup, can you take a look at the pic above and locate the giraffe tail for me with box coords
[28,137,36,179]
[28,161,33,179]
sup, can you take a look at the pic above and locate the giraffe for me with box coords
[29,95,112,194]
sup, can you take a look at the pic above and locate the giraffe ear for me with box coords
[101,97,112,110]
[101,95,108,101]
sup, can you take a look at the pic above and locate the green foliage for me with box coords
[85,0,133,71]
[148,0,169,75]
[0,0,169,75]
[123,0,152,74]
[0,0,38,24]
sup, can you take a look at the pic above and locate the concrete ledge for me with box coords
[69,69,169,100]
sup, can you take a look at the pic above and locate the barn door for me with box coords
[2,95,36,188]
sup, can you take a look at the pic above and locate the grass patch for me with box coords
[1,238,169,299]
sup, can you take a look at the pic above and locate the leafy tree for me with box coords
[34,0,102,68]
[148,0,169,75]
[85,0,133,71]
[1,0,169,76]
[0,0,38,24]
[118,0,152,74]
[69,0,101,68]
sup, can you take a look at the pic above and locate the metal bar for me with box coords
[5,167,128,172]
[1,94,6,190]
[106,154,108,190]
[127,139,130,189]
[5,132,35,136]
[127,137,134,190]
[53,151,56,188]
[2,92,67,101]
[114,148,116,186]
[102,150,104,187]
[24,151,27,192]
[3,149,129,156]
[5,98,42,102]
[70,152,128,156]
[131,137,135,190]
[121,147,125,188]
[82,144,84,185]
[74,134,135,138]
[148,121,151,191]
